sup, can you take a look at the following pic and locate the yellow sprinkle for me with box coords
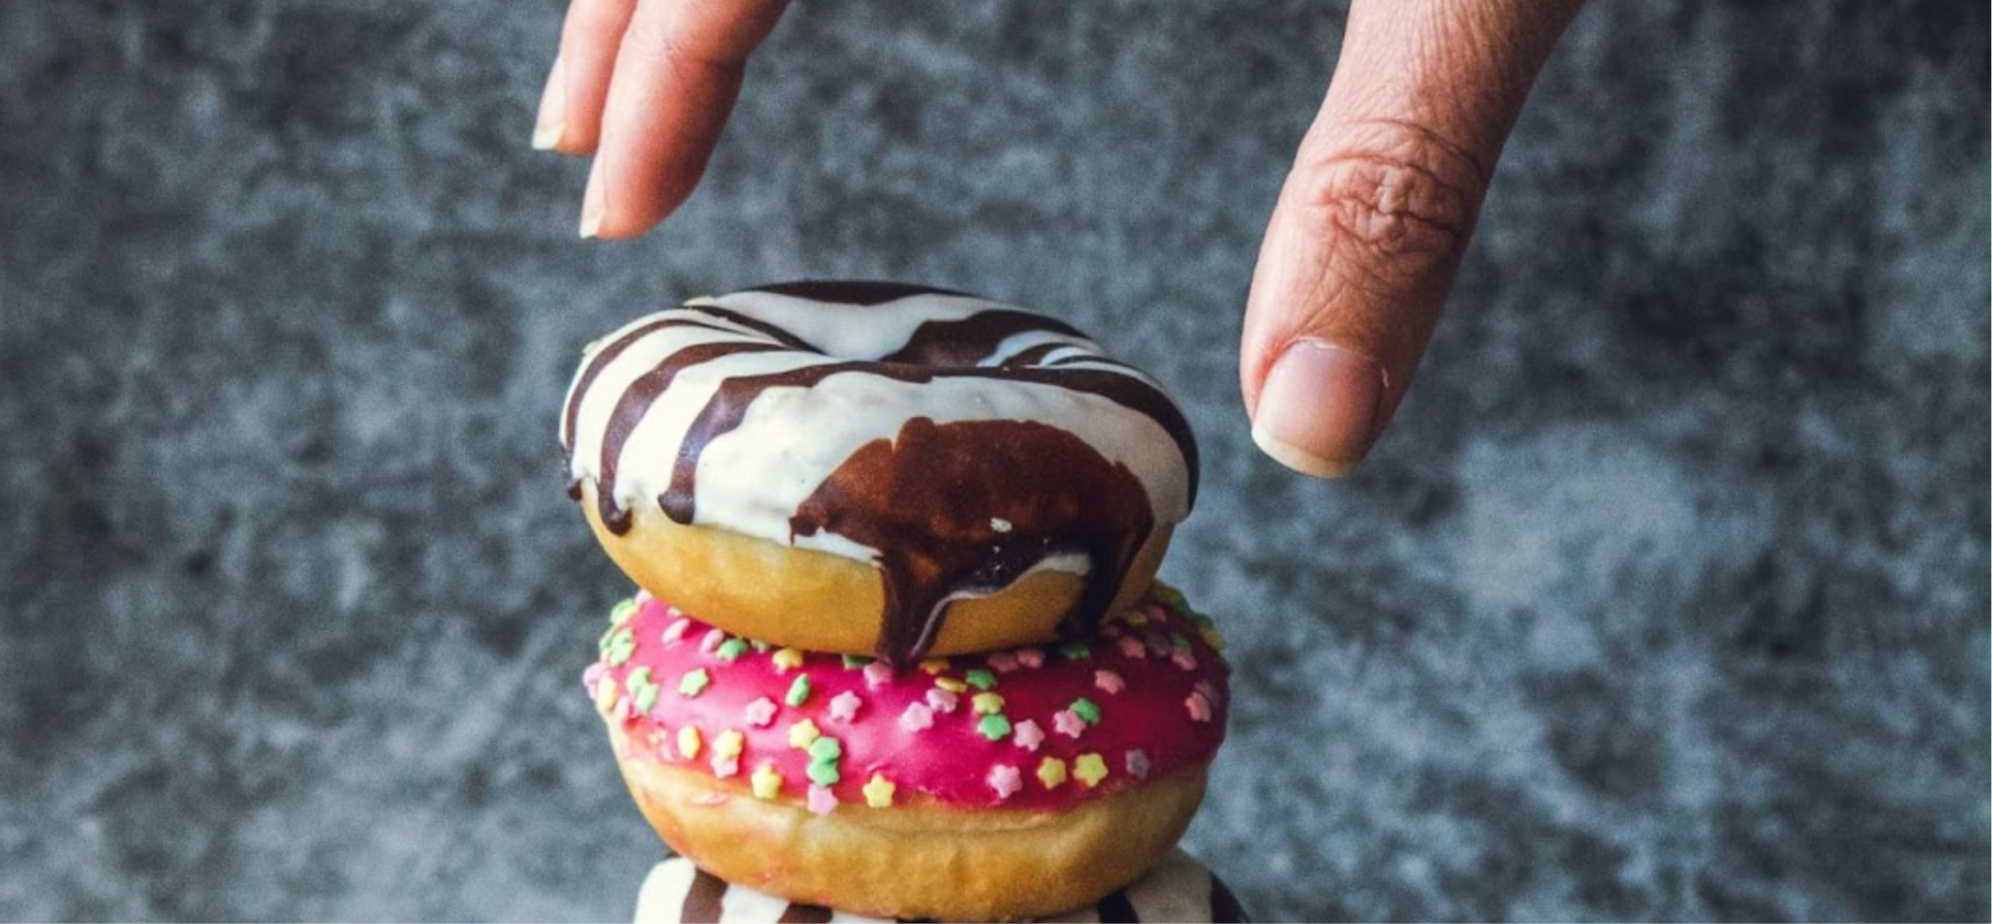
[971,692,1006,715]
[751,764,782,801]
[934,677,968,694]
[677,726,702,760]
[714,729,744,760]
[919,658,950,675]
[788,718,821,749]
[862,773,897,808]
[1121,609,1150,627]
[1200,626,1227,652]
[1037,756,1068,789]
[772,648,805,673]
[1074,753,1108,788]
[594,678,619,715]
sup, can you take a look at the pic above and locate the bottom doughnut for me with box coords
[632,849,1251,923]
[615,739,1208,922]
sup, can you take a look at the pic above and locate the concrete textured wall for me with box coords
[1,1,1986,920]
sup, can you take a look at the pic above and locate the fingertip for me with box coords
[1248,338,1387,479]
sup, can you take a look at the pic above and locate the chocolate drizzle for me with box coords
[880,309,1084,367]
[790,418,1154,667]
[593,340,793,533]
[680,867,728,923]
[565,287,1203,666]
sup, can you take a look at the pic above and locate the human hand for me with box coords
[1240,0,1586,477]
[530,0,1585,477]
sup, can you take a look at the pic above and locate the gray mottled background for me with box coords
[1,1,1987,921]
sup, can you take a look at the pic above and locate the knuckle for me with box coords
[1288,119,1486,285]
[618,23,746,81]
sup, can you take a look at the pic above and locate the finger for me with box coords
[1241,0,1585,477]
[535,0,641,154]
[581,0,789,238]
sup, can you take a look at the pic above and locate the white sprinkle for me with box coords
[990,518,1014,534]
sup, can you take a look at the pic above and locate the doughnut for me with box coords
[631,850,1251,923]
[561,282,1199,666]
[585,584,1230,922]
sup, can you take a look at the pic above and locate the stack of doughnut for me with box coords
[564,282,1242,922]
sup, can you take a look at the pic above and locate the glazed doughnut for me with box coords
[632,849,1251,923]
[561,282,1198,666]
[585,584,1230,922]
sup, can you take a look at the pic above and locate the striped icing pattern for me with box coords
[559,283,1197,561]
[632,850,1250,923]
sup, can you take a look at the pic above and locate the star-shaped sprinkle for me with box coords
[1070,697,1101,725]
[609,598,637,625]
[710,755,739,779]
[1012,719,1045,752]
[751,765,782,800]
[828,691,862,722]
[772,648,805,673]
[1185,691,1213,723]
[919,658,950,675]
[788,719,821,749]
[987,652,1020,673]
[971,692,1006,715]
[1094,670,1126,695]
[862,662,894,689]
[1037,756,1068,789]
[964,669,998,691]
[1057,641,1091,660]
[678,668,711,698]
[899,703,934,733]
[1074,753,1108,788]
[1116,636,1147,659]
[806,785,838,816]
[988,765,1023,800]
[925,688,959,714]
[716,638,749,661]
[714,730,745,760]
[743,697,777,727]
[1053,709,1086,739]
[977,713,1013,741]
[676,726,702,760]
[1016,648,1045,670]
[863,774,896,808]
[1126,749,1151,779]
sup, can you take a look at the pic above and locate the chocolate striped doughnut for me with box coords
[632,851,1249,923]
[562,282,1199,666]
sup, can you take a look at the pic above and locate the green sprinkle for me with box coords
[1189,611,1217,630]
[628,668,659,714]
[976,713,1013,741]
[964,668,997,691]
[807,761,842,787]
[1170,632,1191,651]
[842,654,874,669]
[807,735,843,762]
[750,639,772,652]
[1070,697,1101,725]
[679,668,711,698]
[1057,641,1091,660]
[716,638,750,661]
[604,628,636,666]
[786,675,812,707]
[609,598,638,625]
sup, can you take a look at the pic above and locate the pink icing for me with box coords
[591,586,1229,811]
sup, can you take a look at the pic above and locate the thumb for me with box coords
[1241,0,1584,477]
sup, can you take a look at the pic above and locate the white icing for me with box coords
[563,289,1195,564]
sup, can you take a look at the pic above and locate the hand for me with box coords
[530,0,1585,477]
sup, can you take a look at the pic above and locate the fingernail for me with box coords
[580,163,605,238]
[1251,338,1386,478]
[532,56,566,151]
